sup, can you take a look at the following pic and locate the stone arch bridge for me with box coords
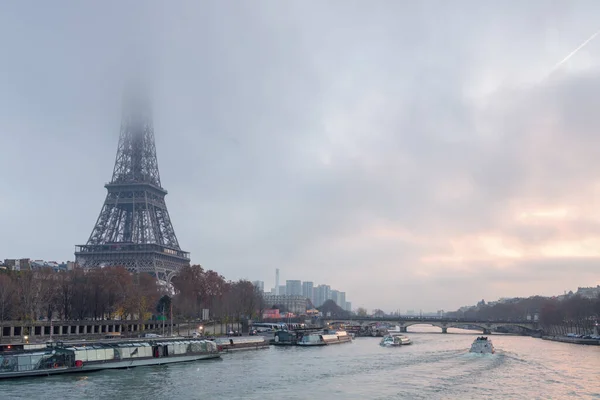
[325,317,539,335]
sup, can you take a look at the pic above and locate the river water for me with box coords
[1,327,599,399]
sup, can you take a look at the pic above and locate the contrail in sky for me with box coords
[546,29,600,78]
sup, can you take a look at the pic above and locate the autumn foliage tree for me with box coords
[0,267,162,321]
[1,264,265,325]
[171,265,263,322]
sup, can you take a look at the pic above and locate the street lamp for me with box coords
[23,335,29,344]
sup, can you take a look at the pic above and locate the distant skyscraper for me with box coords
[314,285,331,307]
[325,285,332,301]
[275,269,280,295]
[345,301,352,312]
[252,280,264,292]
[302,281,314,303]
[278,285,286,295]
[286,280,302,296]
[331,290,340,305]
[338,292,346,309]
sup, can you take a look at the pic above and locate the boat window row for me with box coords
[0,350,73,373]
[65,340,217,362]
[67,347,118,362]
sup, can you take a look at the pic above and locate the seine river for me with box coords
[1,327,599,399]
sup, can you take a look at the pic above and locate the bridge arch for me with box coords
[401,322,447,334]
[402,322,491,334]
[321,318,536,334]
[445,323,488,332]
[402,321,442,329]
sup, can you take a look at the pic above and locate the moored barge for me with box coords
[0,338,220,379]
[214,336,269,352]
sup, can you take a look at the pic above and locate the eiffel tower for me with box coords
[75,91,190,281]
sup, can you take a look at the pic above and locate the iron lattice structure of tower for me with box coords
[75,93,190,281]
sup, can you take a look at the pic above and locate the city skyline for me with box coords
[2,2,600,311]
[251,273,352,312]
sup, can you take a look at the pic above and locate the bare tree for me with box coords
[14,270,39,321]
[0,272,16,321]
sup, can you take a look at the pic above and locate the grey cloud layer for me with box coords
[2,1,600,311]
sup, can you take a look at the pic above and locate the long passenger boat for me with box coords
[296,330,352,347]
[0,338,220,380]
[270,328,328,346]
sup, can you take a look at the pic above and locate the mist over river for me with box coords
[1,327,598,399]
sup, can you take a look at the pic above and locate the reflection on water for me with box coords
[1,327,598,399]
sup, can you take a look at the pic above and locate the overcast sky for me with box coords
[2,1,600,312]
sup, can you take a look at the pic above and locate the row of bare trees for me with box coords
[446,294,600,335]
[171,265,264,322]
[447,296,552,321]
[0,265,265,323]
[0,267,159,322]
[539,295,600,336]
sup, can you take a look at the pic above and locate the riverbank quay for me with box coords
[0,319,249,345]
[0,320,182,344]
[542,336,600,345]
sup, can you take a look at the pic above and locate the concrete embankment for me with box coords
[542,336,600,345]
[0,320,211,344]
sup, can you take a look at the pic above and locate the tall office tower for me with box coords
[314,285,331,307]
[302,281,314,302]
[331,290,340,305]
[286,280,302,296]
[338,292,346,309]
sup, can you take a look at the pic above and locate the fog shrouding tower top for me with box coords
[111,87,161,188]
[75,85,190,280]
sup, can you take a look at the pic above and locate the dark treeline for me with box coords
[538,295,599,335]
[0,265,264,323]
[171,265,264,323]
[446,295,600,335]
[0,267,158,322]
[317,299,350,319]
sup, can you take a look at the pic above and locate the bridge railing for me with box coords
[325,316,535,324]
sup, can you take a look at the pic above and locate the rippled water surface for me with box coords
[1,327,599,399]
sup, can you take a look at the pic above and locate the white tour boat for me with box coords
[469,336,495,354]
[297,330,352,346]
[380,334,411,347]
